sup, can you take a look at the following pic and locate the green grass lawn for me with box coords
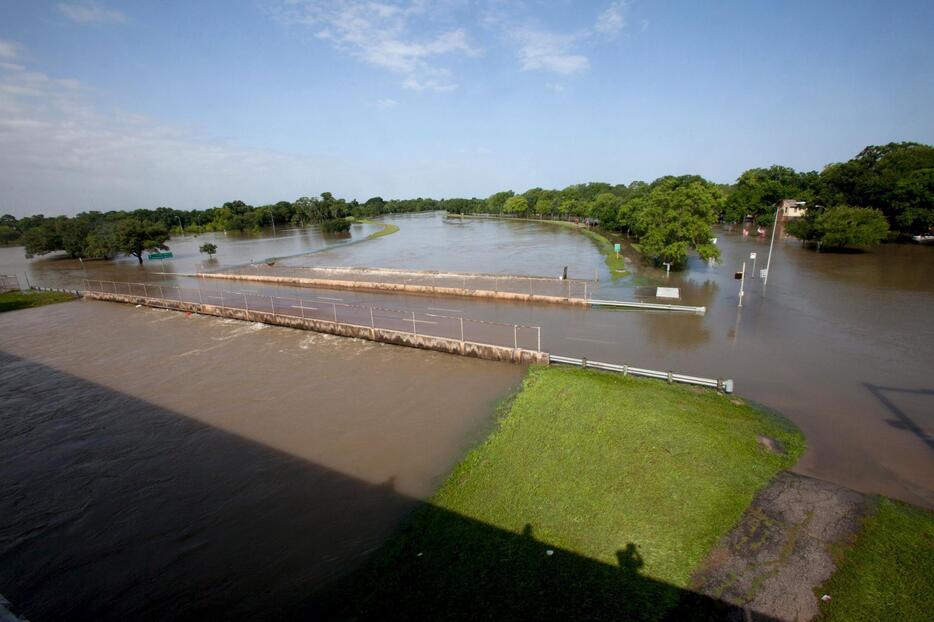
[0,289,75,313]
[817,497,934,621]
[321,366,803,620]
[350,217,400,239]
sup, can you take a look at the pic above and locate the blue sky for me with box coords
[1,0,932,215]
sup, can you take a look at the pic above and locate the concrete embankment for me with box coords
[83,290,548,365]
[196,272,591,306]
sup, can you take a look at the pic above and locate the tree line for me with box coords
[1,141,930,266]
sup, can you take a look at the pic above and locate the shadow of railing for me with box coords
[864,382,934,451]
[0,351,771,621]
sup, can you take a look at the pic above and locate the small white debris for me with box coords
[821,594,831,602]
[135,304,142,308]
[416,552,423,557]
[546,550,554,556]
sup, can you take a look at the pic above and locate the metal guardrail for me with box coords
[550,354,733,393]
[589,299,707,314]
[84,279,543,352]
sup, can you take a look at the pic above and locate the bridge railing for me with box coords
[84,279,542,352]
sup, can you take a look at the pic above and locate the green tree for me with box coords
[724,165,813,224]
[115,219,170,264]
[629,177,722,266]
[486,191,514,214]
[812,206,889,248]
[199,242,218,258]
[503,195,529,215]
[821,142,934,230]
[85,225,119,259]
[590,193,624,230]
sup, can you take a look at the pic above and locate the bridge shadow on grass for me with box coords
[0,351,771,621]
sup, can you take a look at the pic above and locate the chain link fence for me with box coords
[84,279,542,352]
[0,275,21,293]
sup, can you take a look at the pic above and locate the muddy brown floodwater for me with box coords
[1,211,932,618]
[0,301,524,620]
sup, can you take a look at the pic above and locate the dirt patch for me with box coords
[757,435,787,455]
[690,472,870,621]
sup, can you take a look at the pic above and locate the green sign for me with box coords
[613,243,621,253]
[148,251,174,260]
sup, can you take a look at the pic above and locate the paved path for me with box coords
[691,472,870,621]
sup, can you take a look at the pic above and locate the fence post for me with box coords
[299,298,305,319]
[271,296,276,317]
[537,326,541,352]
[370,306,376,339]
[332,302,338,324]
[243,293,249,318]
[159,284,164,298]
[143,283,149,298]
[622,364,628,377]
[513,325,518,349]
[198,288,203,306]
[412,311,417,336]
[667,371,673,384]
[584,281,588,300]
[460,317,465,344]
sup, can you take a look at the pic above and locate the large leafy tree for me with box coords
[503,195,529,215]
[723,165,811,224]
[627,177,722,266]
[821,142,934,231]
[115,219,170,264]
[786,205,889,248]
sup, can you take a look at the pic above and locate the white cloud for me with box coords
[372,97,399,108]
[0,53,344,215]
[595,1,629,37]
[0,39,19,60]
[57,2,127,24]
[276,1,477,92]
[516,30,589,75]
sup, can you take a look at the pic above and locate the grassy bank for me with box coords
[447,213,628,276]
[817,497,934,621]
[0,290,75,313]
[350,217,400,240]
[322,366,803,620]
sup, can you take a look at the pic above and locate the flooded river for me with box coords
[0,301,523,620]
[1,211,932,618]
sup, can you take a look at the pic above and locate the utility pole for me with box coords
[763,201,798,291]
[738,261,746,308]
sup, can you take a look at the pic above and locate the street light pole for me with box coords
[763,203,783,291]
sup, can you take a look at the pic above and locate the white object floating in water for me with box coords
[135,304,142,308]
[546,550,554,556]
[655,287,680,300]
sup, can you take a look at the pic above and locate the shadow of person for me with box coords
[617,542,644,573]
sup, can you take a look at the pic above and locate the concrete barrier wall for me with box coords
[196,272,590,306]
[84,291,549,365]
